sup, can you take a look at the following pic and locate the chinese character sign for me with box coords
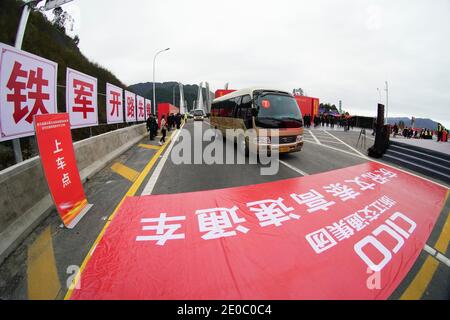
[124,90,136,123]
[0,43,57,141]
[66,68,98,128]
[145,99,151,118]
[35,113,90,228]
[106,83,123,124]
[69,162,448,300]
[136,95,145,122]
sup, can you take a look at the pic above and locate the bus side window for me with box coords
[222,99,231,117]
[217,101,224,117]
[233,96,242,118]
[240,95,252,128]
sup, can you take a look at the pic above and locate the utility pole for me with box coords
[152,48,170,115]
[172,82,179,106]
[11,1,37,163]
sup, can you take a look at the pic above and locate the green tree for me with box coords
[292,88,305,96]
[52,7,68,33]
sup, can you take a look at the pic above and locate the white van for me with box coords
[193,109,205,121]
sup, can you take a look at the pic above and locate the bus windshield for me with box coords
[255,93,303,128]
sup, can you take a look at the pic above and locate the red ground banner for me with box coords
[69,162,447,300]
[35,113,89,228]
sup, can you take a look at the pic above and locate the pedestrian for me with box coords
[149,114,158,140]
[146,115,151,137]
[176,113,181,129]
[393,123,399,137]
[146,114,155,140]
[159,115,167,145]
[167,113,172,131]
[437,124,443,142]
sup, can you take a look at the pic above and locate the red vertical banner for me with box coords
[35,113,92,228]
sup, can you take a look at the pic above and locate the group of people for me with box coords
[146,112,185,146]
[167,113,183,131]
[303,113,354,131]
[391,123,443,141]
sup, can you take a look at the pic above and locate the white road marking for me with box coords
[303,138,449,189]
[424,244,437,256]
[141,128,183,195]
[307,129,321,145]
[424,244,450,267]
[435,253,450,267]
[315,139,346,144]
[304,140,370,159]
[322,130,367,158]
[280,160,309,176]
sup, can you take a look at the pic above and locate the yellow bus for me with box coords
[210,87,304,154]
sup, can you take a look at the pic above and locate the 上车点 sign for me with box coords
[35,113,92,228]
[0,42,57,141]
[68,162,448,300]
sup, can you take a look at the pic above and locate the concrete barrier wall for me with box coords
[0,124,147,264]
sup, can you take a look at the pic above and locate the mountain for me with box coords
[129,82,213,111]
[387,117,438,130]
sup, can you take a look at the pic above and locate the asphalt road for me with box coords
[0,120,448,300]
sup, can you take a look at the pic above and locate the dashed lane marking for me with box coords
[27,227,61,300]
[110,162,140,182]
[138,143,160,150]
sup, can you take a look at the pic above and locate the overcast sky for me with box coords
[42,0,450,127]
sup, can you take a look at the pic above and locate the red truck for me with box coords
[157,103,179,128]
[294,96,319,125]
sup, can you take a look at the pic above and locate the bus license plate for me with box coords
[279,146,290,153]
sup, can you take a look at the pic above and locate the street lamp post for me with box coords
[11,0,74,163]
[172,82,180,106]
[152,48,170,115]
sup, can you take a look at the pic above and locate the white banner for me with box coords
[106,83,123,124]
[145,99,152,119]
[124,90,136,123]
[136,95,145,122]
[0,43,58,141]
[66,68,98,129]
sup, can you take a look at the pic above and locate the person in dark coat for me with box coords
[146,114,158,140]
[175,113,182,129]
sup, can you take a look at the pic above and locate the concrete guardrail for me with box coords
[0,123,147,265]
